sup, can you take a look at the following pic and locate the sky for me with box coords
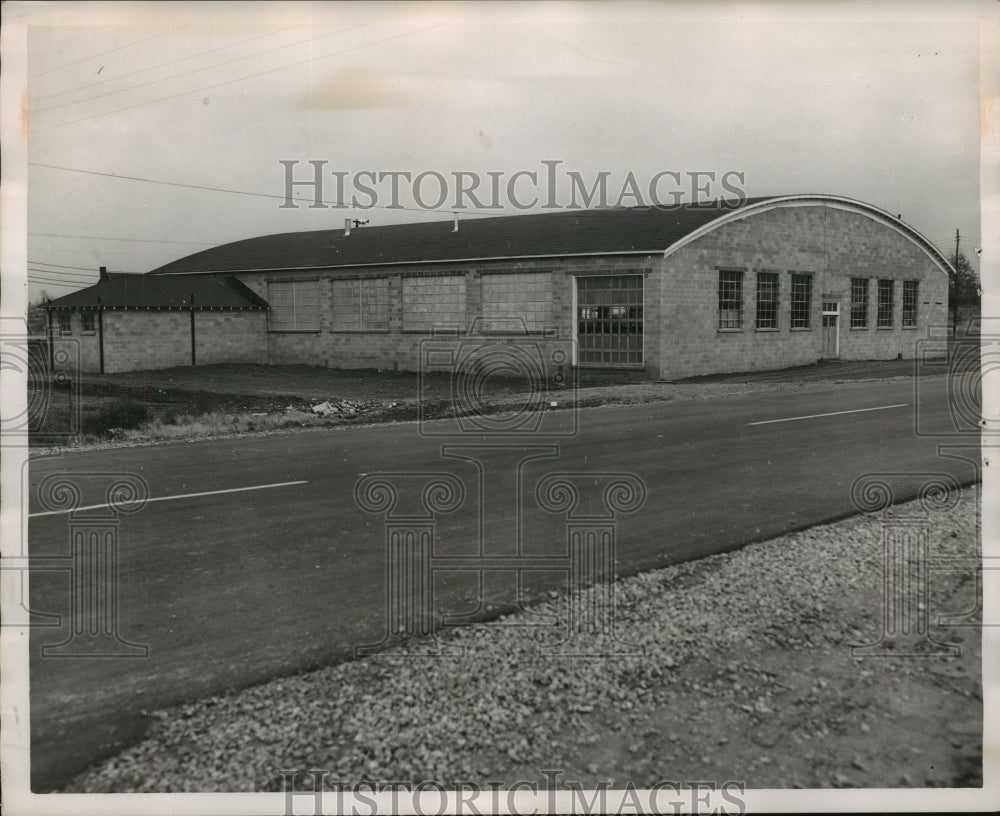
[3,0,995,303]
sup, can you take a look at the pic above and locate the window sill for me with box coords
[267,329,321,334]
[849,326,869,331]
[576,363,645,370]
[81,331,96,336]
[901,326,918,330]
[717,328,743,333]
[876,326,895,331]
[755,327,779,333]
[329,329,391,334]
[790,327,812,332]
[479,329,556,336]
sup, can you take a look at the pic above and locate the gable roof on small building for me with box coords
[42,272,269,311]
[146,195,954,277]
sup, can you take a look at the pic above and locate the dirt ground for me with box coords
[29,353,976,449]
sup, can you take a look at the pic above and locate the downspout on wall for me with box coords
[97,299,105,374]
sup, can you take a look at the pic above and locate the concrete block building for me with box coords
[45,195,952,379]
[42,272,268,374]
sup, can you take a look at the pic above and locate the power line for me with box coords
[27,272,100,284]
[28,162,496,216]
[30,25,306,104]
[32,28,185,78]
[30,231,217,246]
[33,24,354,115]
[33,24,441,134]
[28,275,97,288]
[28,267,100,278]
[27,260,102,272]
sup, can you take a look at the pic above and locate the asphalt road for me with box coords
[24,373,979,789]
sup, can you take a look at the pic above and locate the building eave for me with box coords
[150,249,665,276]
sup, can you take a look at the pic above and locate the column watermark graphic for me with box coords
[5,468,150,658]
[535,472,646,656]
[354,327,647,659]
[914,322,995,438]
[354,473,467,657]
[849,471,980,659]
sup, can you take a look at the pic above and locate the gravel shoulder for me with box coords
[60,486,982,793]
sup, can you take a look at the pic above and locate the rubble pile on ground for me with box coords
[61,488,981,793]
[307,399,388,417]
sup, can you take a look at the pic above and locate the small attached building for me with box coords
[43,271,268,373]
[55,195,953,378]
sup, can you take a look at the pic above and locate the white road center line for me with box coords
[28,480,308,518]
[747,403,909,426]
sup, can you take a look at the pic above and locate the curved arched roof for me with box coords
[148,195,954,277]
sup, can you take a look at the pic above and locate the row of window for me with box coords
[268,274,557,333]
[57,312,95,335]
[718,271,813,330]
[851,278,918,329]
[718,271,918,330]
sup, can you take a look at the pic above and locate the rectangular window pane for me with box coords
[718,270,743,329]
[756,272,778,329]
[850,278,869,328]
[82,312,96,333]
[332,278,389,331]
[360,279,389,331]
[902,280,918,327]
[402,275,466,331]
[790,274,812,328]
[481,272,553,332]
[293,280,320,331]
[58,313,72,335]
[576,275,644,366]
[268,280,319,331]
[877,279,894,327]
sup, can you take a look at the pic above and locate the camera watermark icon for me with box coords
[913,322,995,438]
[0,317,81,445]
[5,469,150,658]
[354,466,646,659]
[417,320,578,437]
[849,471,978,659]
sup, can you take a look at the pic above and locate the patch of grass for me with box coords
[81,396,147,436]
[120,409,346,441]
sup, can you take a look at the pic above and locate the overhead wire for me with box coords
[32,28,185,78]
[28,162,498,216]
[27,260,104,272]
[30,232,218,246]
[32,24,441,133]
[33,24,352,114]
[30,24,306,104]
[28,275,99,287]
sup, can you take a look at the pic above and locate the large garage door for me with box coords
[576,275,643,367]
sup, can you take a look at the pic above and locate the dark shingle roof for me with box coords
[148,198,782,275]
[43,273,269,310]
